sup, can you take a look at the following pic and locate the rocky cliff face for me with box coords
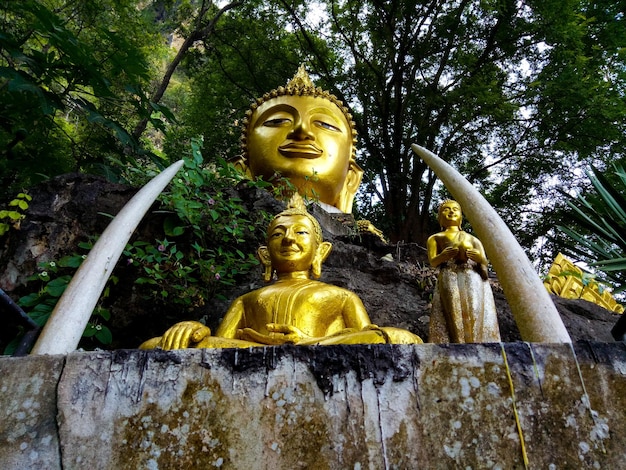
[0,173,621,352]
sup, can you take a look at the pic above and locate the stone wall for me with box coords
[1,343,625,469]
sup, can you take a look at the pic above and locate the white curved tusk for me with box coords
[412,144,571,342]
[31,160,185,355]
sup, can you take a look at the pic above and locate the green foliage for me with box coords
[0,192,31,236]
[558,165,626,293]
[0,0,169,198]
[1,0,624,323]
[122,137,267,308]
[4,247,113,354]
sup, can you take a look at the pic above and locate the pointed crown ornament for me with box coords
[270,193,323,244]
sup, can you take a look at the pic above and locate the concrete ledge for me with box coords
[1,343,625,469]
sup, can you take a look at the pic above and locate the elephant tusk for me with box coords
[411,144,571,342]
[31,160,185,355]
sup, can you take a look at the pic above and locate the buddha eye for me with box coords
[264,118,292,127]
[315,120,340,132]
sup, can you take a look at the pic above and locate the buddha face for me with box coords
[247,95,356,210]
[438,201,462,228]
[265,214,320,274]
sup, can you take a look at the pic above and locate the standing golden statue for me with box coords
[232,65,363,213]
[427,200,501,343]
[140,194,422,349]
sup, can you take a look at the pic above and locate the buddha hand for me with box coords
[237,323,311,345]
[266,323,310,344]
[441,245,460,261]
[158,321,211,350]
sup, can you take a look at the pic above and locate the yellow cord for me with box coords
[501,344,529,469]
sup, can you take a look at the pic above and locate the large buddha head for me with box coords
[237,66,363,213]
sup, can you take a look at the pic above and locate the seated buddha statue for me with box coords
[140,194,422,349]
[231,65,363,214]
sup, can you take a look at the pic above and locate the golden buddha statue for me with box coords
[543,253,624,313]
[140,194,422,349]
[427,200,501,343]
[232,65,363,214]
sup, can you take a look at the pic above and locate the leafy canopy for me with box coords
[0,0,167,197]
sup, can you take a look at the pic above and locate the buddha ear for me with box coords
[257,246,273,282]
[258,246,271,265]
[230,155,253,179]
[311,241,332,279]
[318,241,332,262]
[338,161,363,213]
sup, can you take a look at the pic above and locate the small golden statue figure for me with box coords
[544,253,624,313]
[232,65,363,214]
[140,194,422,349]
[427,200,501,343]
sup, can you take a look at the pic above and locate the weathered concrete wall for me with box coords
[1,343,625,469]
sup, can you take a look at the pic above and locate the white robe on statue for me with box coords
[429,261,500,343]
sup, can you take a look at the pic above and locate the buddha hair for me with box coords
[269,193,323,244]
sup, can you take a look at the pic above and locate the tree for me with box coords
[5,0,623,265]
[0,0,165,198]
[131,0,243,142]
[485,0,626,267]
[268,0,626,247]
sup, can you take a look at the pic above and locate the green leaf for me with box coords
[45,276,72,297]
[18,293,43,308]
[96,307,111,321]
[3,335,23,355]
[95,326,113,345]
[6,211,23,221]
[58,255,84,269]
[30,305,53,325]
[558,164,626,292]
[83,324,97,338]
[164,216,185,237]
[190,138,204,166]
[590,258,626,272]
